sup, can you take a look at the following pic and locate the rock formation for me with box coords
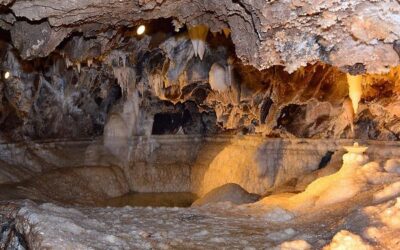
[2,0,400,73]
[192,183,260,206]
[1,1,400,249]
[0,0,400,140]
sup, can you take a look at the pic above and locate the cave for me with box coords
[152,112,184,134]
[1,1,400,249]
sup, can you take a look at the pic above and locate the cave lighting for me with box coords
[137,25,146,35]
[4,71,10,79]
[346,73,363,114]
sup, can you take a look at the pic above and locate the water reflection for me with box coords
[97,192,198,208]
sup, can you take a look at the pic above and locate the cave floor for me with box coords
[1,186,399,250]
[1,137,400,249]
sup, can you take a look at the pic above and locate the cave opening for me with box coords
[152,112,185,134]
[1,2,400,249]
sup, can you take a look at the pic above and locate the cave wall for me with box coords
[2,31,400,140]
[1,136,400,196]
[1,1,400,141]
[0,42,122,141]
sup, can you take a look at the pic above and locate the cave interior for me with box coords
[1,1,400,249]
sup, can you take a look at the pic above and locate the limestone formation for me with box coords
[347,73,363,114]
[2,1,400,139]
[1,1,400,249]
[0,0,399,74]
[209,63,229,92]
[188,25,208,60]
[192,183,260,206]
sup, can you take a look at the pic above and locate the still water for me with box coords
[97,192,198,208]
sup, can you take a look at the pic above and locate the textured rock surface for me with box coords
[2,32,400,139]
[0,138,399,249]
[0,165,129,205]
[1,1,400,139]
[2,0,400,73]
[193,137,331,196]
[192,183,260,207]
[1,174,400,249]
[1,2,400,247]
[1,136,400,197]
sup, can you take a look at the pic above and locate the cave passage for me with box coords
[152,112,185,134]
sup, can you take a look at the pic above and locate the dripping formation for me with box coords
[1,1,400,249]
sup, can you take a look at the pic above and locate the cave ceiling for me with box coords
[1,0,400,73]
[2,1,400,141]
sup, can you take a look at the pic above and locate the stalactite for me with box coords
[223,28,231,38]
[188,25,209,60]
[87,58,93,68]
[65,57,73,68]
[113,67,136,96]
[105,50,128,68]
[346,73,363,114]
[150,73,165,99]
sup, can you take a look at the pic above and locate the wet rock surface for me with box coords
[0,185,399,249]
[0,138,398,249]
[192,183,260,207]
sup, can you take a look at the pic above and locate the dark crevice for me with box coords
[318,151,334,170]
[152,112,184,135]
[260,97,273,124]
[1,218,28,250]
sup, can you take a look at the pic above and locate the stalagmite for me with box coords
[188,25,209,60]
[3,1,400,248]
[346,73,363,114]
[209,63,229,92]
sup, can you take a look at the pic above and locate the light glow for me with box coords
[346,73,363,114]
[136,25,146,35]
[4,71,10,79]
